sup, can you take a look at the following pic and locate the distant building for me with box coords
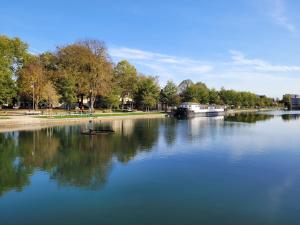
[291,95,300,110]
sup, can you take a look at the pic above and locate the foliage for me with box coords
[134,76,160,110]
[282,94,291,110]
[42,81,60,107]
[113,60,137,106]
[160,80,178,108]
[209,88,221,105]
[56,40,113,111]
[182,82,209,104]
[0,35,279,111]
[219,88,274,108]
[177,79,193,94]
[17,58,47,109]
[104,86,121,110]
[0,35,29,105]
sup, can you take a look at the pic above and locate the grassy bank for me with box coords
[37,112,165,119]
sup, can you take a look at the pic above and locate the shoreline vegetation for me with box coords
[0,35,283,116]
[0,108,282,132]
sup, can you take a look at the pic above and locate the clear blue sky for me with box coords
[1,0,300,97]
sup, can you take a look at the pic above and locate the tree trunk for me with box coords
[90,93,95,113]
[79,94,84,110]
[121,97,124,110]
[34,101,38,110]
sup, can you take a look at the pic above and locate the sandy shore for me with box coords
[0,113,166,132]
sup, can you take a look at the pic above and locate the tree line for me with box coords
[0,35,278,111]
[160,80,276,109]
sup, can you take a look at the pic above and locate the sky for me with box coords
[1,0,300,97]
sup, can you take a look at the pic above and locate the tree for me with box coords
[0,74,16,107]
[182,82,209,104]
[113,60,137,108]
[160,80,178,111]
[42,81,60,108]
[134,76,160,111]
[52,73,77,110]
[282,94,292,110]
[177,79,193,94]
[219,88,239,108]
[104,86,121,110]
[18,58,48,110]
[56,40,113,112]
[209,88,221,105]
[0,35,29,106]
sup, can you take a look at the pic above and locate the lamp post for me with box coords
[31,84,35,111]
[89,89,92,114]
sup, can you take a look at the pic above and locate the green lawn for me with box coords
[0,116,9,119]
[37,112,165,119]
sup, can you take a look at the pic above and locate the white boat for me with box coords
[174,102,225,118]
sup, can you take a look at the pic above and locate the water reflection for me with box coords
[225,113,274,123]
[0,119,160,196]
[281,114,300,121]
[1,112,299,197]
[0,132,31,196]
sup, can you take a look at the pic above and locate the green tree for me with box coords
[282,94,292,110]
[209,88,221,105]
[52,74,77,110]
[134,76,160,111]
[182,82,209,104]
[113,60,137,108]
[160,80,178,110]
[104,86,121,110]
[0,36,29,106]
[219,88,239,108]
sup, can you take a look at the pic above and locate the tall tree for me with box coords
[57,40,113,111]
[134,76,160,111]
[209,88,221,105]
[0,36,28,106]
[182,82,209,104]
[42,81,60,108]
[160,80,178,110]
[17,57,49,109]
[282,94,292,110]
[113,60,137,108]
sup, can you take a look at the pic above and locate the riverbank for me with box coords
[0,108,281,132]
[0,112,166,132]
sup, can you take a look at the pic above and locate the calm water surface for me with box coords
[1,111,300,225]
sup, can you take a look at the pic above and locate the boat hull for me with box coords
[174,108,225,119]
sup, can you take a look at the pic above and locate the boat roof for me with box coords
[180,102,201,105]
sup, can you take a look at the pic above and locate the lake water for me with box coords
[1,111,300,225]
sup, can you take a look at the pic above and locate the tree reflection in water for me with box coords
[1,113,286,196]
[225,113,274,123]
[0,119,161,196]
[281,114,300,121]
